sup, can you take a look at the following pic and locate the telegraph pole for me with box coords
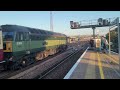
[50,11,53,32]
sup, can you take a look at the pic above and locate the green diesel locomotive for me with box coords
[0,25,67,70]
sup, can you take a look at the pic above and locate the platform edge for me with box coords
[64,47,89,79]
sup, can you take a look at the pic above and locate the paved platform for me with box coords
[64,47,120,79]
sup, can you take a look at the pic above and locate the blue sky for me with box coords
[0,11,120,36]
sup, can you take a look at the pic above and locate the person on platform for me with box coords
[101,36,108,53]
[89,39,94,49]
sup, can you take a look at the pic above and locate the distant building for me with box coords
[67,36,79,43]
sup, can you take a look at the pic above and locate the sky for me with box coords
[0,11,120,36]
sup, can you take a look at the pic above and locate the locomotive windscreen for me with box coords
[2,32,14,41]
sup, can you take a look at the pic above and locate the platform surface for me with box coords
[64,47,120,79]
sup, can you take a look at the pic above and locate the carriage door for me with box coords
[24,32,30,54]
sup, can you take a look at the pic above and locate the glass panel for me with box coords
[15,32,24,41]
[20,33,23,41]
[2,32,14,41]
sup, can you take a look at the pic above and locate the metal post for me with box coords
[92,27,96,39]
[117,17,120,70]
[50,11,53,32]
[109,18,111,55]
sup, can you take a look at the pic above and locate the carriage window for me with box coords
[2,32,14,41]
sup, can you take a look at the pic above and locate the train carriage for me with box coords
[0,29,3,62]
[0,25,67,70]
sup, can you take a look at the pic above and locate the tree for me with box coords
[106,28,118,53]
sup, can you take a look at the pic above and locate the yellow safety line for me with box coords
[103,54,119,64]
[97,52,105,79]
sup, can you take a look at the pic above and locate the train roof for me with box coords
[1,25,66,37]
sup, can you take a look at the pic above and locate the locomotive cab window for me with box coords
[15,32,24,41]
[2,32,14,41]
[24,32,29,41]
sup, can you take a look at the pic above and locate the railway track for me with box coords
[0,41,88,79]
[38,47,85,79]
[37,45,87,79]
[0,48,72,79]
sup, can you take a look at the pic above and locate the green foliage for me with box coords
[106,28,118,52]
